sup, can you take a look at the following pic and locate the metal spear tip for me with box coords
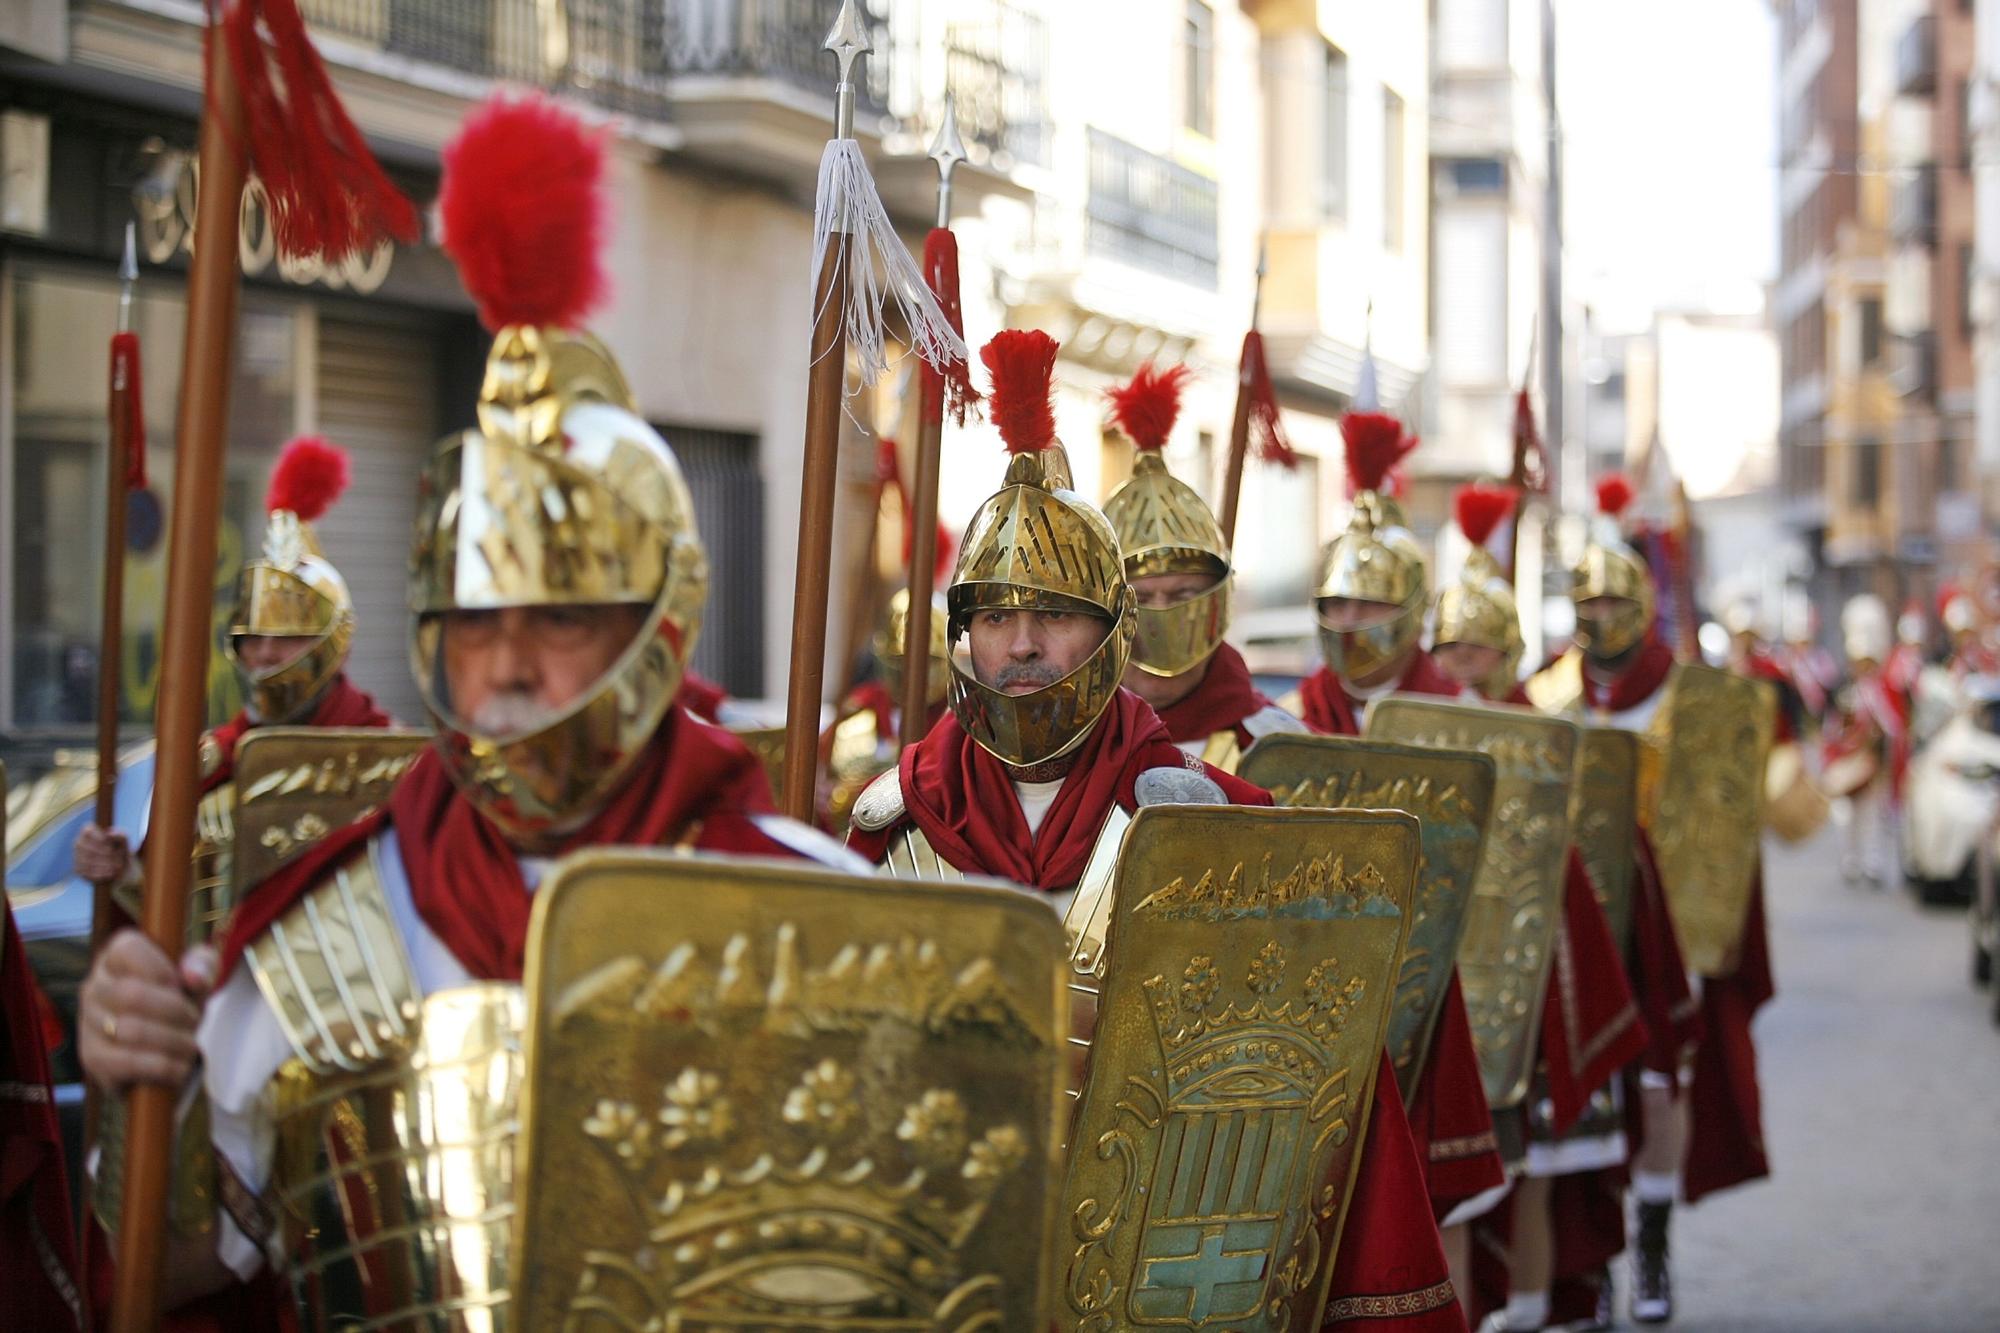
[928,97,968,178]
[823,0,873,78]
[119,221,138,285]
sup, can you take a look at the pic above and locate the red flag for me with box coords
[921,227,982,426]
[1239,330,1297,469]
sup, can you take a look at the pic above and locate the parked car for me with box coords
[5,742,155,1200]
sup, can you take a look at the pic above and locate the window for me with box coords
[1383,87,1406,252]
[1939,435,1958,491]
[1437,0,1508,69]
[1859,296,1884,367]
[1961,242,1977,338]
[1183,0,1214,137]
[1322,43,1348,221]
[1852,437,1881,507]
[1449,158,1506,195]
[1959,79,1974,170]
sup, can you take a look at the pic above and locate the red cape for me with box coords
[846,690,1269,890]
[1296,651,1459,737]
[1630,829,1702,1080]
[1154,643,1272,746]
[1684,868,1774,1203]
[2,895,82,1330]
[1539,851,1648,1136]
[216,707,785,985]
[1580,634,1674,715]
[674,671,730,724]
[1322,1054,1469,1332]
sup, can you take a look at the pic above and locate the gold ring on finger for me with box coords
[101,1012,119,1043]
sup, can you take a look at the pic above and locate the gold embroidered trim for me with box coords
[217,1152,278,1250]
[1429,1130,1499,1162]
[1577,1000,1642,1072]
[1324,1277,1459,1320]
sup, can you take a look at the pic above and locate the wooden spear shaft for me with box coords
[780,233,851,821]
[110,30,247,1333]
[1217,236,1267,549]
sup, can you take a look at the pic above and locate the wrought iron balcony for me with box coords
[1085,128,1219,290]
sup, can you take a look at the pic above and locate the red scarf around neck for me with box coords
[1580,633,1675,715]
[1296,649,1456,737]
[216,707,774,984]
[200,674,393,796]
[1153,643,1270,745]
[862,689,1267,891]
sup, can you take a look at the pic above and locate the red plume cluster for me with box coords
[1454,483,1518,548]
[1595,472,1636,519]
[1106,362,1194,453]
[267,437,351,521]
[224,0,420,262]
[1341,411,1418,495]
[980,331,1061,455]
[440,95,609,332]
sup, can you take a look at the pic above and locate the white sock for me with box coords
[1634,1169,1678,1204]
[1505,1290,1550,1328]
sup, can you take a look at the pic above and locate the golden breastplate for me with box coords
[244,840,521,1333]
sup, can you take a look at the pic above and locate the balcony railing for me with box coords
[1085,127,1219,290]
[300,0,893,120]
[939,1,1050,168]
[1891,166,1937,244]
[1896,13,1936,97]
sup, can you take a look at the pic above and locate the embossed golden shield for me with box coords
[1058,806,1418,1333]
[1366,697,1579,1109]
[1572,728,1640,953]
[1239,735,1495,1108]
[1644,664,1776,976]
[517,852,1067,1332]
[230,727,427,900]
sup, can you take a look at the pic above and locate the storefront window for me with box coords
[8,264,299,731]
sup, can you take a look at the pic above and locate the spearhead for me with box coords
[117,221,138,334]
[1250,231,1268,327]
[928,96,968,228]
[824,0,873,140]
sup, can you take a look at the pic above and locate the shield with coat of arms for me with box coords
[1057,806,1418,1332]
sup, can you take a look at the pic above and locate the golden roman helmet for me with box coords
[874,587,951,707]
[947,330,1136,767]
[1571,472,1656,661]
[1102,362,1232,677]
[1315,412,1426,688]
[227,437,356,723]
[1434,482,1525,694]
[410,94,709,843]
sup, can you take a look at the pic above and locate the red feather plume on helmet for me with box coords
[1454,483,1518,549]
[980,330,1061,455]
[1105,362,1194,453]
[439,94,609,332]
[1341,411,1419,495]
[1595,472,1636,519]
[266,436,350,521]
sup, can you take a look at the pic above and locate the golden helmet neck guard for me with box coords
[946,445,1137,766]
[876,587,950,708]
[1314,490,1428,690]
[409,325,709,843]
[229,439,356,723]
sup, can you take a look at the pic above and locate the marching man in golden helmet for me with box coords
[1537,473,1773,1327]
[72,437,394,937]
[74,93,858,1323]
[1101,361,1307,771]
[1432,483,1529,705]
[848,333,1468,1333]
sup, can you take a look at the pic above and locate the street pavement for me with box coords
[1654,825,2000,1332]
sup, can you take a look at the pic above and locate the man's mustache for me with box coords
[992,662,1062,691]
[469,690,556,735]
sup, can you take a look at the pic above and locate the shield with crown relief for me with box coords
[514,851,1067,1332]
[1057,805,1417,1333]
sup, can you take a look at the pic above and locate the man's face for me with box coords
[1317,596,1402,633]
[1123,571,1219,709]
[440,604,647,734]
[1434,641,1506,688]
[235,634,314,675]
[967,608,1109,695]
